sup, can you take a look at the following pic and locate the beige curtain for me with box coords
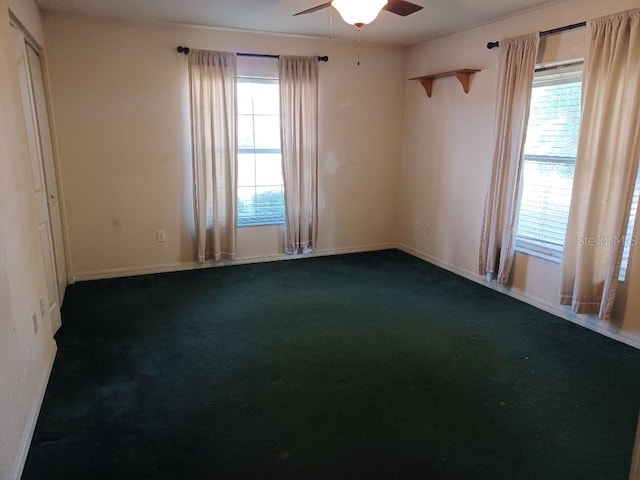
[479,34,540,284]
[560,10,640,319]
[188,50,237,262]
[279,56,319,255]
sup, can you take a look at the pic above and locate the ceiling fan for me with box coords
[294,0,423,28]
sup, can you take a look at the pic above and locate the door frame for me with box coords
[10,11,72,286]
[9,14,73,330]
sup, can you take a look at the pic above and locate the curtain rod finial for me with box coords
[177,46,190,55]
[487,41,499,50]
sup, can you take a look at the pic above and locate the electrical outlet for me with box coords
[39,297,45,318]
[156,230,166,243]
[32,313,38,335]
[426,223,432,235]
[414,221,422,233]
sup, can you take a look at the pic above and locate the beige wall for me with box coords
[1,2,638,478]
[41,13,405,280]
[1,0,57,478]
[1,2,638,477]
[399,0,640,345]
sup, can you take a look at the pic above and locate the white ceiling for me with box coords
[34,0,568,46]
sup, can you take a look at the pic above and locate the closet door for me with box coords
[12,25,65,334]
[26,43,67,308]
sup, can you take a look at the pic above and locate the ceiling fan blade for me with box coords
[293,1,332,16]
[383,0,423,16]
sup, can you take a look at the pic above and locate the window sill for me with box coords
[515,245,562,264]
[238,221,285,228]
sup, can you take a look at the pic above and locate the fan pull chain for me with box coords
[357,26,361,66]
[330,7,333,40]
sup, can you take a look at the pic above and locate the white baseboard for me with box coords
[72,243,396,282]
[70,242,639,349]
[398,243,640,350]
[11,342,57,480]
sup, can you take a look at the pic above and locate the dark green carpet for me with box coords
[22,250,640,479]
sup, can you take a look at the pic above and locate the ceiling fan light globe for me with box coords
[331,0,389,26]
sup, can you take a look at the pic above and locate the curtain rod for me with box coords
[486,21,587,50]
[176,46,328,62]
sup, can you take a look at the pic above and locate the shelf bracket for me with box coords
[410,69,481,98]
[417,78,433,97]
[455,70,474,94]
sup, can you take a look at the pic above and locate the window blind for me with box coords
[517,70,582,256]
[620,172,640,281]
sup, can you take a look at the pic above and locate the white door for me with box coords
[12,26,65,333]
[26,43,67,306]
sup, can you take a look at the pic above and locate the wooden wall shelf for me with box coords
[410,69,481,97]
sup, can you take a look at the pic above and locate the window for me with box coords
[620,172,640,281]
[517,64,639,281]
[516,66,582,258]
[237,77,285,226]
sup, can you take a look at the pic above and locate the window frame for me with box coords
[515,63,583,261]
[236,75,285,228]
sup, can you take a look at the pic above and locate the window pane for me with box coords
[252,84,280,115]
[254,116,280,149]
[516,70,582,255]
[254,186,285,223]
[238,115,254,149]
[238,80,279,115]
[237,83,254,115]
[238,153,255,188]
[518,157,575,252]
[237,186,285,226]
[525,81,582,158]
[255,153,283,187]
[237,186,256,222]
